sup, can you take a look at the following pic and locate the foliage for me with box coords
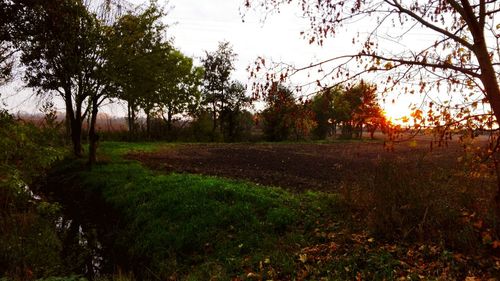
[261,85,294,141]
[106,4,204,141]
[310,87,338,139]
[156,49,204,134]
[219,81,253,141]
[188,110,222,142]
[14,0,103,157]
[332,81,385,139]
[105,3,165,138]
[201,41,253,141]
[0,110,66,279]
[245,0,500,125]
[261,84,315,141]
[202,41,236,126]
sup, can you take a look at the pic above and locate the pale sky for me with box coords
[163,0,351,90]
[1,0,434,119]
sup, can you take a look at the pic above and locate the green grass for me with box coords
[75,142,346,279]
[57,141,498,280]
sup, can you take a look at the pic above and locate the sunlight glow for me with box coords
[383,104,410,125]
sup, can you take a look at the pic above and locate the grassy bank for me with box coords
[74,142,345,280]
[50,141,500,280]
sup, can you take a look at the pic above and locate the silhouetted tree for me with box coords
[220,81,252,141]
[106,4,165,139]
[201,41,237,138]
[262,84,296,141]
[157,49,203,135]
[17,0,102,157]
[311,87,339,139]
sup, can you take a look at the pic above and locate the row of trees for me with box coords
[1,1,208,163]
[1,0,264,159]
[1,0,390,163]
[261,81,386,141]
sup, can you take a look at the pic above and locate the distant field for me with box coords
[127,138,466,192]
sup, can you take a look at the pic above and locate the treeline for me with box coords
[1,0,389,163]
[260,81,387,141]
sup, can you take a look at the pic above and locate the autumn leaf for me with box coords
[299,253,307,263]
[481,232,493,244]
[472,220,483,229]
[492,240,500,249]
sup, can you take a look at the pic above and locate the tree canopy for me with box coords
[245,0,500,128]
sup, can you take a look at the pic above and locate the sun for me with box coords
[383,104,410,125]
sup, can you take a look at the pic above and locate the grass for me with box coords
[74,142,346,279]
[52,141,500,280]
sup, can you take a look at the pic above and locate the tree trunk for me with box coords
[127,103,132,139]
[369,126,376,139]
[88,96,99,166]
[167,108,172,132]
[127,101,136,140]
[145,110,151,140]
[71,119,83,157]
[64,87,83,157]
[474,35,500,229]
[212,101,217,141]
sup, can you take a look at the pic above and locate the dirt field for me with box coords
[127,138,466,192]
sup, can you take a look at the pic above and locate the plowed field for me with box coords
[127,140,463,192]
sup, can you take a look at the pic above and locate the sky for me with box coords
[1,0,423,119]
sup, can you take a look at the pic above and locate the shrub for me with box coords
[0,110,67,279]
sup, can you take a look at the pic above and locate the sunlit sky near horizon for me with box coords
[1,0,430,121]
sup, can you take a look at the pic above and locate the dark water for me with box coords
[36,169,129,280]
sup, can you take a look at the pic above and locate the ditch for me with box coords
[35,167,132,280]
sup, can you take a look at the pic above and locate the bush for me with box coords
[188,111,222,142]
[0,110,67,279]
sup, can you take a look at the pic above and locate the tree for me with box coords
[349,81,384,139]
[0,2,14,87]
[16,0,103,157]
[0,0,47,87]
[157,48,203,134]
[245,1,499,121]
[261,84,297,141]
[201,41,237,138]
[87,22,119,165]
[106,4,165,139]
[245,0,500,214]
[313,81,384,139]
[219,80,253,141]
[311,87,339,139]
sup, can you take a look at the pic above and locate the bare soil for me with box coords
[127,138,464,192]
